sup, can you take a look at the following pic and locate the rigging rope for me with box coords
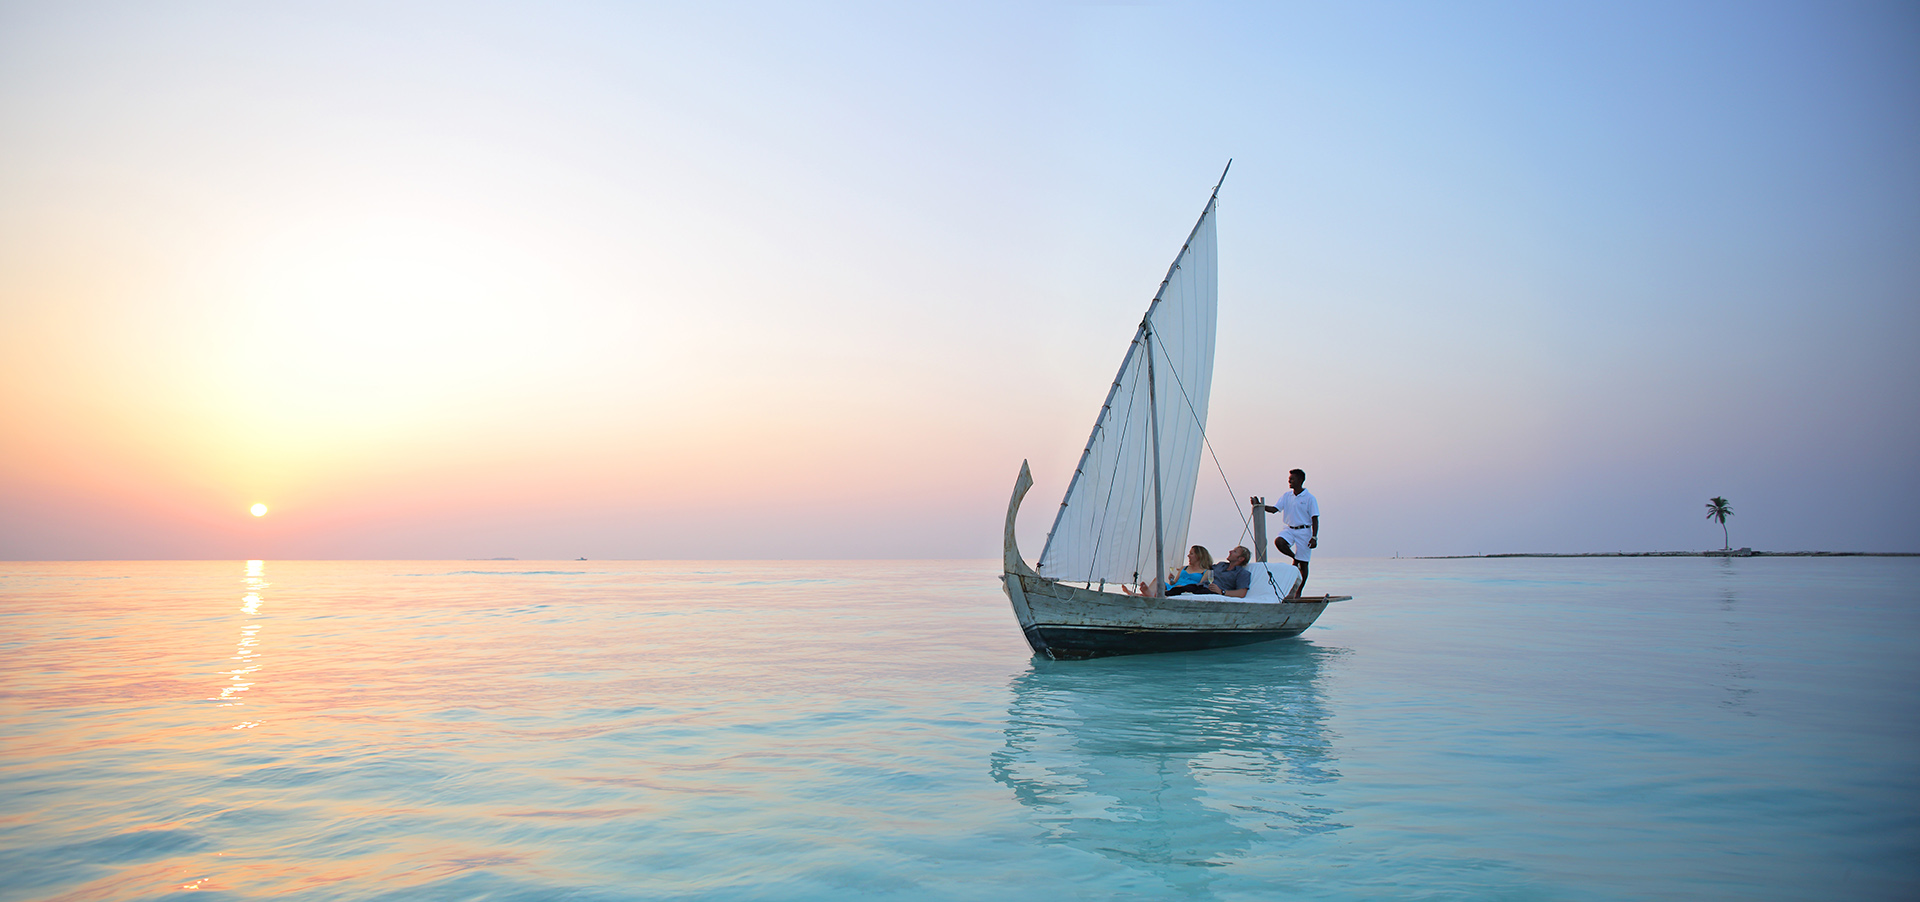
[1147,328,1299,600]
[1084,361,1144,584]
[1148,329,1254,549]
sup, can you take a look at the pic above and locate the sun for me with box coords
[250,503,268,517]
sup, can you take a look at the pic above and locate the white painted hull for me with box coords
[1004,570,1341,659]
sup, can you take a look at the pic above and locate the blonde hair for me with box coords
[1188,545,1215,569]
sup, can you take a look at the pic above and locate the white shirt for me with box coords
[1276,488,1319,561]
[1276,488,1319,532]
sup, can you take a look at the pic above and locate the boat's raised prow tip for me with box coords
[1003,461,1038,578]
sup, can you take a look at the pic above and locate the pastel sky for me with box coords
[3,2,1916,560]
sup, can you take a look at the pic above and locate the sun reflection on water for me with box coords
[211,561,269,725]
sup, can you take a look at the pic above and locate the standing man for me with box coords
[1263,469,1319,598]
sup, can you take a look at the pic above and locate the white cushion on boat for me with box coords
[1239,563,1299,603]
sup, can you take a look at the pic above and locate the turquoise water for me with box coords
[2,558,1915,900]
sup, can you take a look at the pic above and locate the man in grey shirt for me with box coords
[1211,546,1254,598]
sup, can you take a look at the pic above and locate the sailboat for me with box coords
[1001,164,1350,660]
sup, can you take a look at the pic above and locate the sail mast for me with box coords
[1145,324,1166,589]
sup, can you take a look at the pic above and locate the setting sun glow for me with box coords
[250,504,268,518]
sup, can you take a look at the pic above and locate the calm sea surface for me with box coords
[2,558,1916,901]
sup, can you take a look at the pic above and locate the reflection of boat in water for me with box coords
[1002,166,1349,659]
[991,643,1345,893]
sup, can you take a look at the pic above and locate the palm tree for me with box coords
[1705,497,1733,550]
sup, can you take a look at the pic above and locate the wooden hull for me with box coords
[1004,571,1340,659]
[1001,461,1348,660]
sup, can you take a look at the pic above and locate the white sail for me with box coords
[1037,184,1219,586]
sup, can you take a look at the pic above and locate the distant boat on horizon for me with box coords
[1001,163,1349,660]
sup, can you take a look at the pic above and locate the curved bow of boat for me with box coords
[1003,460,1039,579]
[1001,461,1048,655]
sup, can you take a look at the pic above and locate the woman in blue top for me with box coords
[1127,546,1219,597]
[1165,545,1221,596]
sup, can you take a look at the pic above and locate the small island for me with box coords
[1418,550,1918,559]
[1416,497,1918,558]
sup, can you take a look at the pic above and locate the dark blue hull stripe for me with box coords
[1024,625,1307,659]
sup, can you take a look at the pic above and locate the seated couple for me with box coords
[1122,545,1253,598]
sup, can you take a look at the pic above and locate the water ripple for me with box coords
[0,558,1915,900]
